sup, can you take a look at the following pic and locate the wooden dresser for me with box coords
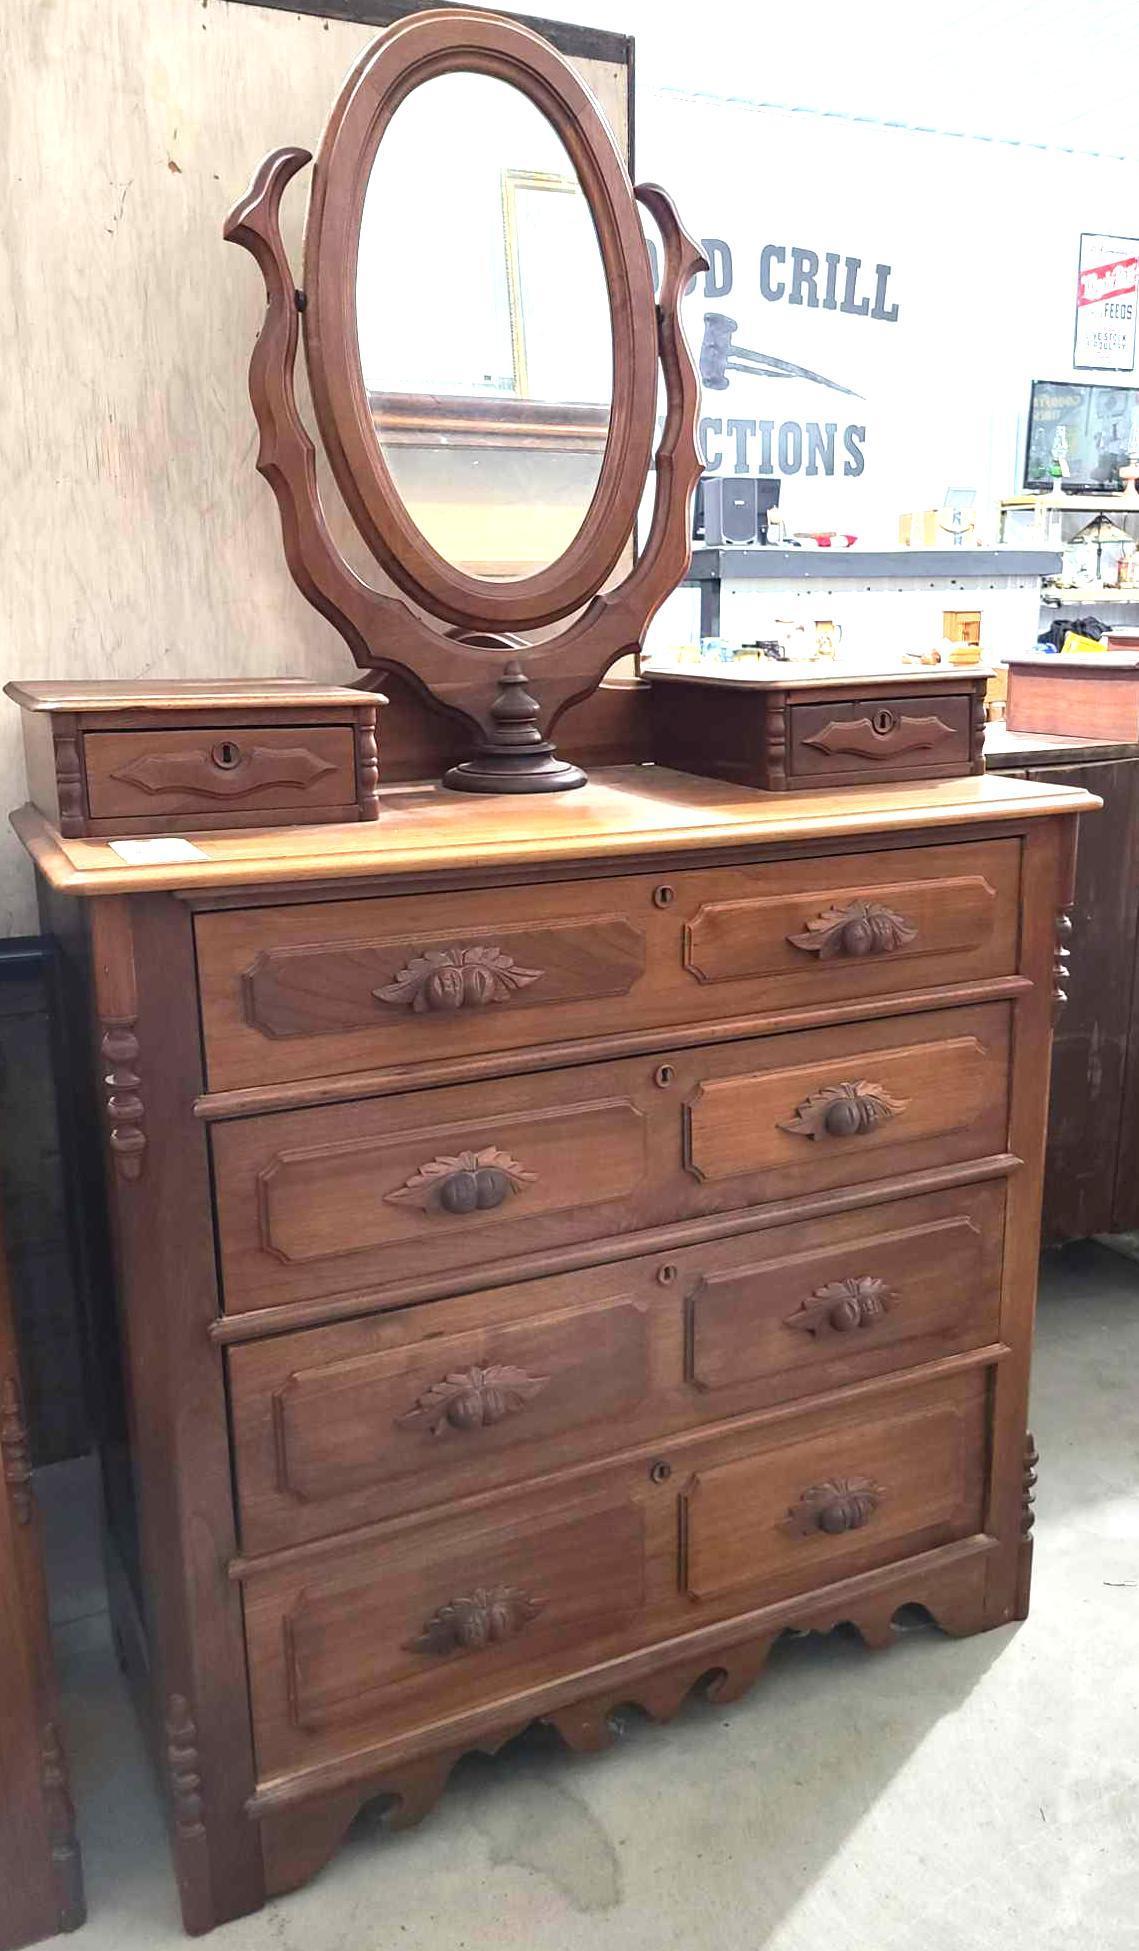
[12,760,1093,1932]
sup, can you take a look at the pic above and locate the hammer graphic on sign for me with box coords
[699,312,863,399]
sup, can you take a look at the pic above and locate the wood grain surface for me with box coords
[227,1178,1005,1553]
[211,1002,1011,1315]
[195,834,1020,1091]
[10,767,1101,897]
[240,1366,989,1780]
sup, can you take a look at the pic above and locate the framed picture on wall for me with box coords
[1074,233,1139,372]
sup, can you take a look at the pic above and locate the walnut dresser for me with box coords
[9,753,1095,1932]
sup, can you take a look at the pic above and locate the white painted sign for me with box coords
[1074,232,1139,371]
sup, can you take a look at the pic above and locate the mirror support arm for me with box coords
[224,148,484,735]
[546,190,709,733]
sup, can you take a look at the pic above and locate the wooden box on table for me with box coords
[1005,651,1139,742]
[6,681,382,838]
[646,664,988,791]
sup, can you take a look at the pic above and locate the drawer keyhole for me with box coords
[871,708,897,737]
[211,740,244,770]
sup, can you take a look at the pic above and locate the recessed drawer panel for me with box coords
[244,1487,655,1775]
[232,1291,652,1550]
[684,1016,1004,1192]
[228,1180,1004,1553]
[194,839,1020,1091]
[241,1367,990,1780]
[683,1369,988,1603]
[83,725,358,821]
[788,694,973,782]
[212,1003,1010,1315]
[686,1183,1001,1397]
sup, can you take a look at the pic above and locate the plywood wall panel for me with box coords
[0,0,628,930]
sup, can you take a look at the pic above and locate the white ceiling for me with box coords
[541,0,1139,159]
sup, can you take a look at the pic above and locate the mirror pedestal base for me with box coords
[443,746,587,794]
[443,656,588,792]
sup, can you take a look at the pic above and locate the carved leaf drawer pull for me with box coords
[785,1275,896,1337]
[778,1079,908,1141]
[385,1148,537,1215]
[786,1476,883,1538]
[374,946,543,1013]
[398,1363,549,1435]
[787,899,917,960]
[408,1585,545,1657]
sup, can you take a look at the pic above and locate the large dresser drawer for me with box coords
[242,1367,989,1779]
[195,838,1020,1090]
[229,1180,1005,1552]
[212,1003,1011,1316]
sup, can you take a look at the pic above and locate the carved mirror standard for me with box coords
[226,7,705,791]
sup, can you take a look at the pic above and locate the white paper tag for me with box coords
[107,837,208,864]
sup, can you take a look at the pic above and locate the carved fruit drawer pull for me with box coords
[398,1363,549,1435]
[787,899,917,960]
[374,946,543,1013]
[408,1586,545,1657]
[778,1079,908,1141]
[385,1148,537,1215]
[785,1275,896,1337]
[786,1476,883,1537]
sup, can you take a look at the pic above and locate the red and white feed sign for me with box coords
[1075,233,1139,371]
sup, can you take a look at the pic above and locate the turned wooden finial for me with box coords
[443,660,586,793]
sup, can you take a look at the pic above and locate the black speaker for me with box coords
[697,476,780,545]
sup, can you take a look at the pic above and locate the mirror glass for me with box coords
[357,72,613,581]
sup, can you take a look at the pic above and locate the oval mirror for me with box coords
[303,15,658,633]
[356,72,613,583]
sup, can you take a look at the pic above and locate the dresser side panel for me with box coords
[85,892,264,1932]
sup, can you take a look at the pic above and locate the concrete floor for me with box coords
[37,1242,1139,1951]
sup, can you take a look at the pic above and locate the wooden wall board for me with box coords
[0,0,630,930]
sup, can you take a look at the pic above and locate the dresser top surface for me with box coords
[4,679,375,713]
[12,765,1097,898]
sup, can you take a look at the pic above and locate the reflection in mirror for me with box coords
[357,72,613,582]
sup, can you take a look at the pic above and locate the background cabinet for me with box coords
[987,729,1139,1243]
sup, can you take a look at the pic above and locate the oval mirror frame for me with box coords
[302,9,658,633]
